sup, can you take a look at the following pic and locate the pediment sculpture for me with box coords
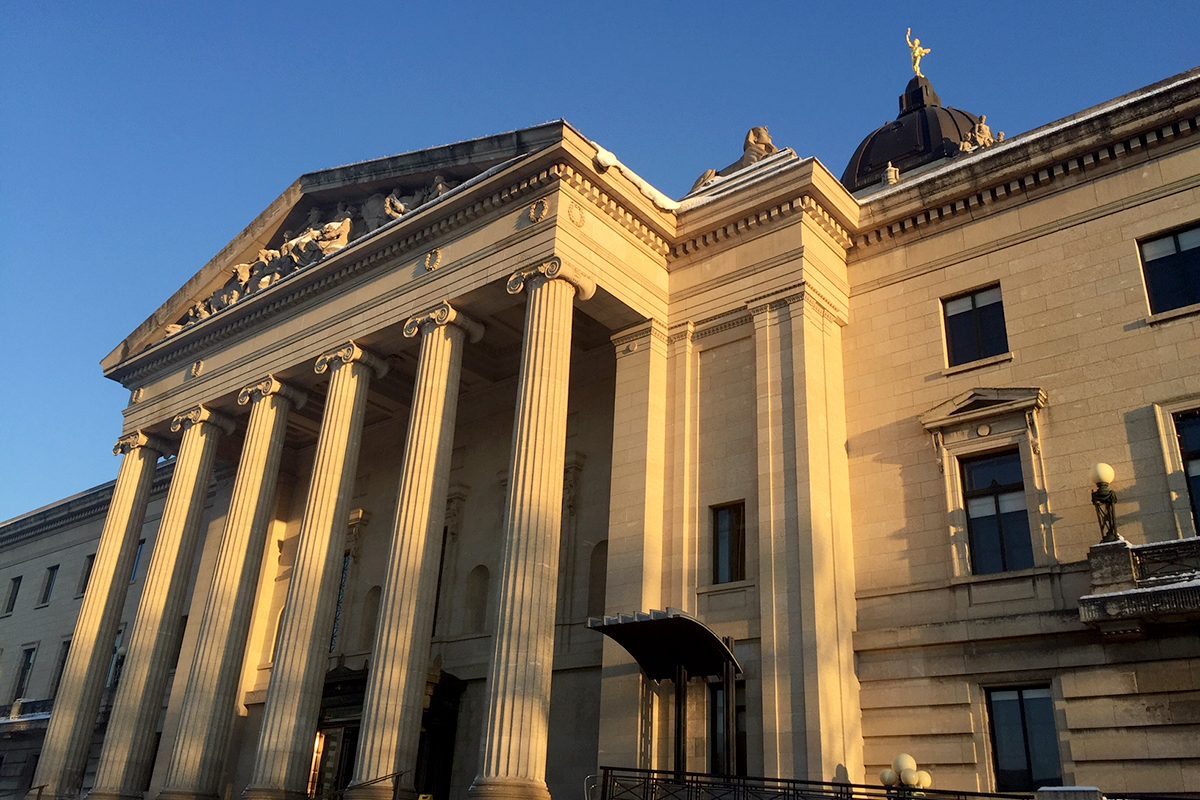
[164,174,460,338]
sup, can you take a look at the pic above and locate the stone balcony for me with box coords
[1079,536,1200,638]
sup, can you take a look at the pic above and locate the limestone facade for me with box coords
[2,68,1200,800]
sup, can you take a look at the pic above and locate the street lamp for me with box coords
[1090,462,1118,543]
[880,753,932,796]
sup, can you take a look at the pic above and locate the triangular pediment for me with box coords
[102,122,569,371]
[920,387,1047,430]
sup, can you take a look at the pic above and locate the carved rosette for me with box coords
[506,256,596,300]
[313,340,389,379]
[237,375,308,409]
[170,405,235,435]
[112,430,169,457]
[402,301,485,342]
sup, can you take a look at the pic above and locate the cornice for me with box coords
[558,163,672,256]
[671,192,853,261]
[852,110,1199,257]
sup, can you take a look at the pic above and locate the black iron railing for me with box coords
[598,767,1032,800]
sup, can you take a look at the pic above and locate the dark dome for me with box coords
[841,76,980,191]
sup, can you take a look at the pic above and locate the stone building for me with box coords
[2,60,1199,800]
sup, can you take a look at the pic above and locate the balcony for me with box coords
[1078,536,1200,638]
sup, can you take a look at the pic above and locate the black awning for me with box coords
[586,608,742,681]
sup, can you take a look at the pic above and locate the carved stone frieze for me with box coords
[314,340,389,379]
[506,257,596,300]
[236,375,308,409]
[402,301,484,342]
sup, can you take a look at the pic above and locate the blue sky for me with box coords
[1,3,1197,521]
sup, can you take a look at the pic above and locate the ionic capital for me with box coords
[403,301,485,343]
[170,405,236,435]
[237,375,309,410]
[112,430,170,457]
[506,257,596,300]
[314,340,389,380]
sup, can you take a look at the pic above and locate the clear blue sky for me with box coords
[1,3,1197,521]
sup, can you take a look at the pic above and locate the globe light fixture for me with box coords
[1090,462,1119,542]
[880,754,932,795]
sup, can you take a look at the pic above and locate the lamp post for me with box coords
[1090,462,1118,543]
[880,753,932,797]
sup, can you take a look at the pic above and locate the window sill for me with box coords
[942,351,1013,377]
[948,563,1059,586]
[0,612,11,619]
[1146,302,1200,326]
[33,603,48,610]
[698,579,756,596]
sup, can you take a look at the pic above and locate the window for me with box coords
[12,647,36,702]
[38,566,59,606]
[1141,223,1200,314]
[4,576,22,614]
[708,680,747,776]
[1174,410,1200,532]
[712,502,746,584]
[943,285,1009,367]
[986,686,1062,791]
[962,451,1035,574]
[49,640,71,699]
[130,539,146,583]
[77,554,95,596]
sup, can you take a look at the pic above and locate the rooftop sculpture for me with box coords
[906,28,931,78]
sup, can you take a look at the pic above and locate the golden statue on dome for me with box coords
[906,28,931,77]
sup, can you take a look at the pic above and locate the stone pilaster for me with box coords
[348,303,482,800]
[30,432,167,800]
[597,320,668,770]
[245,342,387,800]
[470,258,594,800]
[92,406,234,800]
[158,378,306,800]
[749,287,862,782]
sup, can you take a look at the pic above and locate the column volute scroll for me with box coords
[237,374,309,411]
[315,339,390,380]
[506,256,597,300]
[403,300,485,342]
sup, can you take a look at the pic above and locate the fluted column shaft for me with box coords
[92,407,233,800]
[245,342,387,800]
[158,378,305,800]
[31,433,165,800]
[471,259,594,800]
[349,303,482,800]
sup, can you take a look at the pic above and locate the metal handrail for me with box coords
[598,766,1034,800]
[311,770,410,800]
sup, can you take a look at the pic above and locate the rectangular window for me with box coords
[712,502,746,584]
[708,680,748,777]
[130,539,146,583]
[4,576,22,614]
[1174,410,1200,532]
[943,285,1009,367]
[38,566,59,606]
[987,686,1062,791]
[77,554,95,596]
[1141,223,1200,313]
[962,451,1034,574]
[12,647,36,702]
[49,639,71,699]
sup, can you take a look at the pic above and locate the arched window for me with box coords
[360,585,382,652]
[465,565,490,634]
[587,541,608,618]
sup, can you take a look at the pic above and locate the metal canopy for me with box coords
[586,608,743,681]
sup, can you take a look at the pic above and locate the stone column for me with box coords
[348,302,483,800]
[30,432,166,800]
[469,258,594,800]
[157,378,306,800]
[92,406,233,800]
[245,342,387,800]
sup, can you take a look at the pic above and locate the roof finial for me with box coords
[906,28,931,78]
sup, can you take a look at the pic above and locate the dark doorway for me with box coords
[415,669,465,800]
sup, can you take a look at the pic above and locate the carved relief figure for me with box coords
[907,28,931,77]
[385,188,409,219]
